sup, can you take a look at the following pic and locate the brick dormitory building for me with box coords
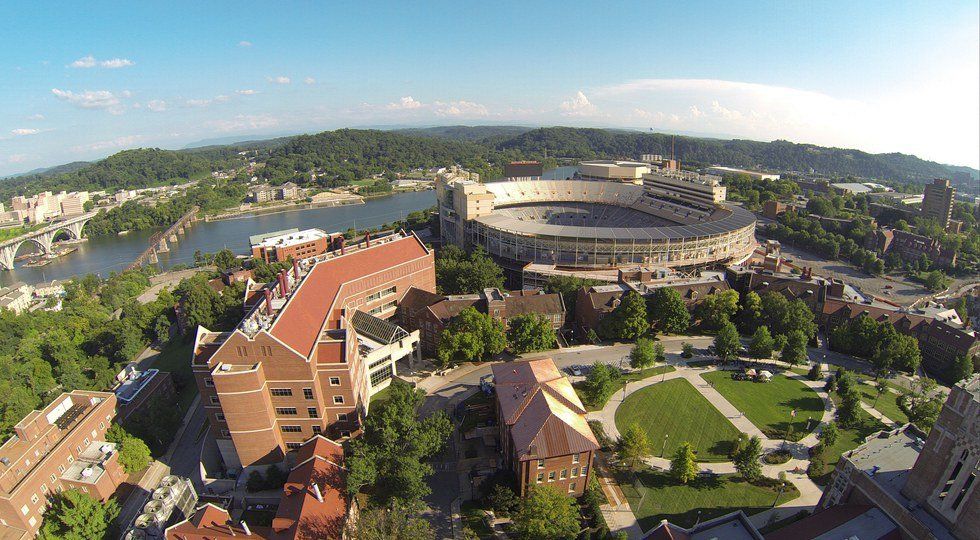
[491,358,599,497]
[192,231,434,470]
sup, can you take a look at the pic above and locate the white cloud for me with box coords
[51,88,127,114]
[688,105,704,118]
[238,40,252,47]
[206,114,280,133]
[267,76,291,84]
[184,94,230,108]
[386,96,424,110]
[147,100,167,112]
[559,91,597,116]
[304,77,316,85]
[235,89,258,95]
[6,154,28,164]
[27,114,45,121]
[71,135,143,153]
[11,128,40,136]
[433,100,489,117]
[69,55,134,69]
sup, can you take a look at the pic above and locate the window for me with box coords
[370,365,394,387]
[548,471,555,482]
[365,286,396,302]
[369,355,393,370]
[338,413,348,421]
[329,377,341,386]
[286,442,302,449]
[281,425,302,433]
[209,396,220,405]
[58,465,64,473]
[40,484,47,493]
[271,388,293,397]
[572,453,580,464]
[569,482,577,492]
[236,346,248,357]
[28,517,36,528]
[953,473,976,510]
[205,378,214,387]
[572,467,579,478]
[340,430,351,438]
[560,469,568,479]
[303,388,314,400]
[581,465,588,477]
[99,422,105,430]
[20,505,28,516]
[536,473,544,483]
[308,408,319,418]
[333,395,345,404]
[216,413,225,421]
[537,459,545,469]
[220,429,231,437]
[30,495,38,504]
[83,438,89,446]
[275,407,298,416]
[312,426,322,435]
[49,474,56,483]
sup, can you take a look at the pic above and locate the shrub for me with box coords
[807,363,822,381]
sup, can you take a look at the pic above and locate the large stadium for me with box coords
[436,172,757,276]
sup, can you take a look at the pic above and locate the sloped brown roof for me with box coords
[504,292,564,317]
[491,358,598,461]
[167,503,267,539]
[428,297,481,322]
[397,286,445,317]
[271,436,348,540]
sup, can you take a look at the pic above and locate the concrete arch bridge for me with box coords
[0,212,97,270]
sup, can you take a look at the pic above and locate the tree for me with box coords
[106,424,152,474]
[598,291,649,340]
[647,288,690,334]
[902,378,943,431]
[876,334,920,374]
[780,330,809,366]
[513,485,581,540]
[681,342,695,358]
[713,322,740,361]
[507,313,557,354]
[39,489,120,540]
[346,381,453,506]
[347,504,434,540]
[617,423,650,470]
[695,290,740,330]
[581,363,622,408]
[435,245,505,294]
[670,442,699,484]
[836,389,861,427]
[807,363,822,381]
[544,275,600,316]
[436,307,506,368]
[738,291,764,333]
[174,275,221,331]
[629,338,658,369]
[212,248,239,271]
[488,484,519,516]
[153,314,171,344]
[819,422,840,447]
[748,327,775,359]
[949,355,975,384]
[733,435,763,482]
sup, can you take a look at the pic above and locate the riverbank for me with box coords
[203,194,364,222]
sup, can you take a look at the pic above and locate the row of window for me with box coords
[537,453,581,468]
[365,286,396,303]
[274,407,321,418]
[535,466,587,484]
[213,394,344,407]
[270,381,340,398]
[367,300,397,316]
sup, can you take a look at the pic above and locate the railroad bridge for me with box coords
[0,212,97,270]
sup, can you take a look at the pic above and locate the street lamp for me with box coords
[772,481,786,507]
[661,434,669,457]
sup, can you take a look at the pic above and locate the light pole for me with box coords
[772,481,786,507]
[661,434,669,457]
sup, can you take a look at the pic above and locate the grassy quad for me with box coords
[619,469,800,531]
[615,378,741,462]
[854,381,910,425]
[809,397,887,486]
[700,371,825,441]
[574,365,675,412]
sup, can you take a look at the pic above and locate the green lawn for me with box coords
[615,378,741,462]
[855,382,909,425]
[809,397,886,486]
[460,502,494,539]
[148,340,196,414]
[700,371,825,441]
[620,469,799,531]
[574,365,675,412]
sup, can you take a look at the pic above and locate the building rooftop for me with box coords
[765,505,899,540]
[61,441,117,484]
[114,368,162,404]
[250,228,329,249]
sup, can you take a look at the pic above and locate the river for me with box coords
[0,190,436,287]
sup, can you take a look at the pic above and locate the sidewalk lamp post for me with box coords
[661,434,669,457]
[772,480,786,508]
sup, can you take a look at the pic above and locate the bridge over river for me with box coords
[0,212,98,270]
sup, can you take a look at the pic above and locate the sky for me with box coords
[1,1,978,176]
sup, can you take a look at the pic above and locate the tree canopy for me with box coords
[39,489,120,540]
[598,291,648,340]
[647,287,690,334]
[513,485,581,540]
[436,307,506,368]
[507,313,556,354]
[435,245,505,295]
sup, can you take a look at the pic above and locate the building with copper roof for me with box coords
[398,286,565,354]
[192,232,434,469]
[166,436,351,540]
[0,391,123,538]
[491,358,599,497]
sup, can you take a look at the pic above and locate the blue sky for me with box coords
[1,1,978,176]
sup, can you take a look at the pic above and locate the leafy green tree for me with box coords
[737,291,764,333]
[488,484,519,516]
[598,291,649,340]
[435,245,505,294]
[212,248,239,271]
[175,274,221,330]
[346,381,453,506]
[106,424,152,473]
[544,275,600,316]
[695,290,740,330]
[807,363,822,381]
[713,322,741,361]
[876,333,921,374]
[153,314,171,344]
[347,503,434,540]
[902,378,943,431]
[670,442,699,484]
[513,485,581,540]
[629,338,658,369]
[507,313,557,354]
[836,389,861,427]
[436,307,506,368]
[580,363,622,408]
[748,326,775,359]
[780,330,809,366]
[681,342,695,358]
[647,288,690,334]
[819,422,840,447]
[39,489,120,540]
[949,355,975,384]
[617,423,650,470]
[733,435,763,482]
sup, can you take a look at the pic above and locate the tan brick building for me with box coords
[0,391,125,538]
[193,232,434,470]
[249,228,336,264]
[491,358,599,498]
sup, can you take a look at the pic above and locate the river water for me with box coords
[0,190,436,287]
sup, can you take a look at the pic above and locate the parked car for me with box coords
[569,366,583,377]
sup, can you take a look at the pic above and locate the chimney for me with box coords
[278,270,288,296]
[312,482,324,502]
[364,231,371,247]
[241,520,252,536]
[264,289,273,315]
[339,236,345,255]
[292,259,300,280]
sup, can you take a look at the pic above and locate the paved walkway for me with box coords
[586,360,833,537]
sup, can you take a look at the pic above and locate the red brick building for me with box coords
[491,358,599,497]
[167,436,352,539]
[193,232,434,469]
[249,228,337,264]
[399,287,565,354]
[0,391,125,538]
